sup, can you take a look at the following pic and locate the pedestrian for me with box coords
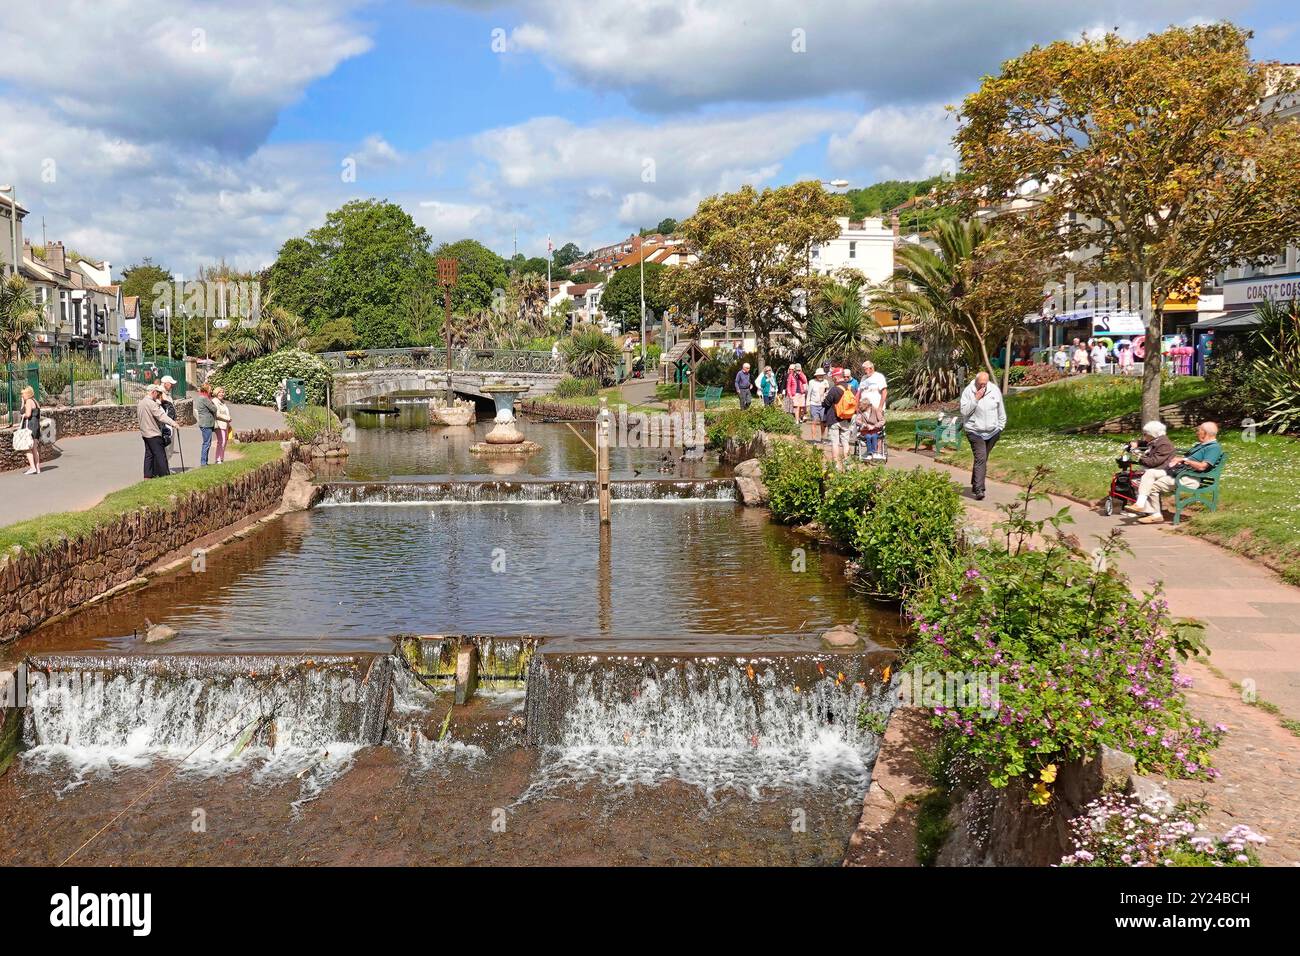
[159,374,178,454]
[823,370,856,468]
[857,359,888,412]
[959,370,1006,501]
[1053,344,1070,374]
[1090,339,1108,373]
[138,383,178,479]
[194,382,218,466]
[785,363,807,422]
[15,385,42,475]
[734,362,754,410]
[757,365,778,407]
[1116,339,1134,375]
[807,367,829,442]
[1071,339,1088,375]
[212,386,233,464]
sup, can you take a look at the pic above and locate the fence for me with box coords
[3,356,187,425]
[318,347,564,375]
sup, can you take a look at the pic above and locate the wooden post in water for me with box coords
[597,397,612,524]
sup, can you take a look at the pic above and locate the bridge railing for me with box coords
[320,347,564,375]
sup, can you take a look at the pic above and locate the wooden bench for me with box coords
[1172,455,1227,526]
[701,385,723,408]
[913,415,963,454]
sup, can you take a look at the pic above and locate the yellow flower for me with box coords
[1040,763,1058,783]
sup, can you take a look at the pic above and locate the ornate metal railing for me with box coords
[320,348,564,375]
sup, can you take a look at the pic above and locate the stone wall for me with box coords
[0,452,293,639]
[1063,395,1239,435]
[0,400,196,473]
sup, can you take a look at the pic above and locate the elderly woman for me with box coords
[1127,421,1223,524]
[1124,421,1177,519]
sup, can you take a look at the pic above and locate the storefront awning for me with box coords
[1192,311,1258,330]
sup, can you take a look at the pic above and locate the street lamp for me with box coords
[0,184,16,278]
[821,179,850,190]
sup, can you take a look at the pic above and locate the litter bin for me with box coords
[285,378,307,411]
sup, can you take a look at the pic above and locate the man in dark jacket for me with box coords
[734,362,754,410]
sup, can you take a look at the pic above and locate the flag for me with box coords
[547,235,553,253]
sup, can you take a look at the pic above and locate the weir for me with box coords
[317,478,738,506]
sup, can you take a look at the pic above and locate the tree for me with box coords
[307,317,358,353]
[560,324,621,384]
[640,217,678,236]
[872,218,1051,384]
[552,242,583,269]
[600,261,668,332]
[212,306,307,363]
[0,275,38,361]
[120,258,172,357]
[801,274,880,367]
[432,238,508,317]
[266,199,436,350]
[665,181,847,364]
[955,23,1300,420]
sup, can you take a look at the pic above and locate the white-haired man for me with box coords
[1127,422,1223,524]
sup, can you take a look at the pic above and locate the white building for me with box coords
[809,216,895,286]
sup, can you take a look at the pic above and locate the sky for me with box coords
[0,0,1296,277]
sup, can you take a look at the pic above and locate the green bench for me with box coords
[701,385,724,408]
[913,415,963,454]
[1172,455,1227,526]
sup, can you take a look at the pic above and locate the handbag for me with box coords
[12,427,33,451]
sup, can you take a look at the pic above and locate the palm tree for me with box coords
[560,324,622,384]
[802,275,880,367]
[212,306,307,363]
[0,275,38,362]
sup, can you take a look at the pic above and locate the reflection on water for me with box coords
[21,503,901,655]
[332,400,724,481]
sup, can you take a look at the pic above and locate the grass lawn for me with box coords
[654,382,744,409]
[889,375,1300,584]
[0,441,285,556]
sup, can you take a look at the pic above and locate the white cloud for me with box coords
[488,0,1254,109]
[828,104,960,181]
[0,0,373,154]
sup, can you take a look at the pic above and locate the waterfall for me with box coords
[522,652,895,801]
[21,653,393,777]
[317,479,737,506]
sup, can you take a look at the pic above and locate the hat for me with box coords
[791,362,801,370]
[161,375,177,385]
[813,368,827,377]
[147,383,164,394]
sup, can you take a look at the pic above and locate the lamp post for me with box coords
[0,184,16,278]
[437,257,458,405]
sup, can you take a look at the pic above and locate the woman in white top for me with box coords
[212,387,233,464]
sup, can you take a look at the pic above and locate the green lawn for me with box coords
[0,441,286,556]
[889,376,1300,584]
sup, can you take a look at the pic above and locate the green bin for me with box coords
[285,378,307,411]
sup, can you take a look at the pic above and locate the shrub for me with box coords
[553,376,601,398]
[211,348,334,406]
[1007,363,1063,387]
[818,467,888,547]
[560,325,621,384]
[906,482,1224,793]
[869,342,923,399]
[705,404,799,449]
[285,405,338,444]
[1060,794,1265,867]
[759,441,827,524]
[853,468,962,599]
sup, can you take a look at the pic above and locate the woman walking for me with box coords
[785,363,807,423]
[757,366,778,407]
[16,385,42,475]
[212,386,233,464]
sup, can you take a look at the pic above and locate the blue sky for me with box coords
[1,0,1296,275]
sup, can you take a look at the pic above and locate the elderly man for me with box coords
[734,362,754,410]
[857,359,888,412]
[1127,422,1223,524]
[138,383,179,479]
[959,370,1006,500]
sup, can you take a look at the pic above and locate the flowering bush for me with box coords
[1060,793,1265,867]
[906,474,1223,791]
[211,349,334,407]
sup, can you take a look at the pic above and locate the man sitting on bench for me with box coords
[1128,421,1223,524]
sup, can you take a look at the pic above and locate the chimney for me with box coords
[45,240,65,274]
[890,213,900,238]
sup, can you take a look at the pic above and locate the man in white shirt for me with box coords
[1090,340,1108,373]
[857,360,888,411]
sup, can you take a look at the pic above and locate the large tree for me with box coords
[431,238,508,316]
[665,181,846,363]
[120,258,174,358]
[600,261,668,332]
[551,242,583,269]
[955,23,1300,419]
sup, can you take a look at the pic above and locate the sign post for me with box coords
[437,258,458,405]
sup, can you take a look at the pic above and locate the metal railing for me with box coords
[319,347,564,375]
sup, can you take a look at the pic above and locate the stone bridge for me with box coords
[321,348,566,407]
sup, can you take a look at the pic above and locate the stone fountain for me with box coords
[469,383,541,456]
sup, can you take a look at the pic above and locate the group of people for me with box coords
[1053,337,1139,376]
[136,378,233,479]
[1124,420,1223,524]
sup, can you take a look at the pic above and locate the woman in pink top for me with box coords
[785,363,808,422]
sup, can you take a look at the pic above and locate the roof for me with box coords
[124,296,140,318]
[566,282,602,295]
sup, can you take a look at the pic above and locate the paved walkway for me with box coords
[0,404,285,527]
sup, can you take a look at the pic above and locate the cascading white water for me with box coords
[21,654,392,782]
[318,478,737,506]
[523,655,895,802]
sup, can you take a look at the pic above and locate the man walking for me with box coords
[194,382,218,466]
[138,383,178,479]
[823,370,854,469]
[734,362,754,410]
[959,370,1006,501]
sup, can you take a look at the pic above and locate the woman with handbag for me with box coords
[15,385,42,475]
